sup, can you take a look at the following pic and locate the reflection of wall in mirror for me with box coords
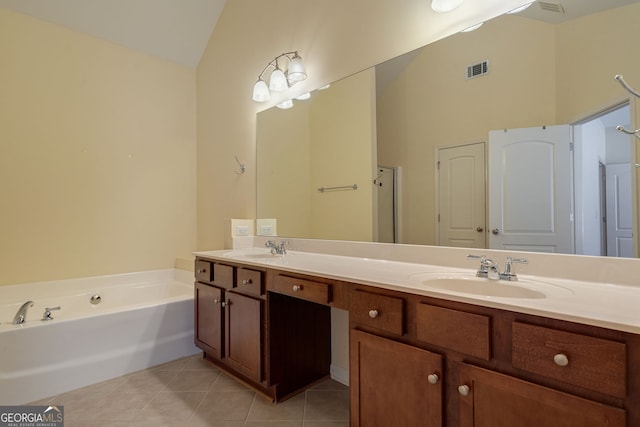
[377,3,640,246]
[258,68,376,241]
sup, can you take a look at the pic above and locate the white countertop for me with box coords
[194,247,640,335]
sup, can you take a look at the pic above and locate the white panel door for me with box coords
[488,125,573,253]
[606,163,633,257]
[437,142,486,248]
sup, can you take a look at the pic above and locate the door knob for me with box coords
[476,227,484,232]
[492,228,500,235]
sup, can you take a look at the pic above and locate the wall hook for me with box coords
[235,156,246,175]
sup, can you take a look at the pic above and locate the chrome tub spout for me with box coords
[13,301,34,324]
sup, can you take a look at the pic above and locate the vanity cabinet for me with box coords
[348,285,636,426]
[350,329,443,427]
[194,260,266,387]
[195,255,639,425]
[457,363,626,427]
[194,281,223,358]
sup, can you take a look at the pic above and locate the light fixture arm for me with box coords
[256,51,302,81]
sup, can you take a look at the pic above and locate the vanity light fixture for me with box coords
[507,2,535,14]
[276,99,294,109]
[252,51,307,103]
[431,0,464,13]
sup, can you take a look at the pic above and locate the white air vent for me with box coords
[467,60,489,79]
[538,1,565,14]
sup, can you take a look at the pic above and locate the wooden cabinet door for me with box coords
[225,292,263,383]
[195,282,224,359]
[457,363,626,427]
[350,329,443,427]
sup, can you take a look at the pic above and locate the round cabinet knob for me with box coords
[427,374,439,384]
[553,353,569,367]
[292,285,302,292]
[368,309,379,319]
[197,269,206,274]
[213,299,220,304]
[458,385,470,396]
[242,279,252,285]
[220,301,226,307]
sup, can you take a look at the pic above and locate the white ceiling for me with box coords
[0,0,227,68]
[0,0,636,69]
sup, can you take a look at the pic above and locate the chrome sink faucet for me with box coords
[499,256,528,281]
[467,254,499,280]
[265,240,287,255]
[13,301,34,324]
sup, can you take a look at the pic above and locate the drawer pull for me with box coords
[427,374,439,384]
[197,269,206,274]
[458,384,470,396]
[292,285,302,292]
[553,353,569,367]
[368,309,379,319]
[242,279,253,285]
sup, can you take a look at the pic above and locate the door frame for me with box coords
[572,99,637,257]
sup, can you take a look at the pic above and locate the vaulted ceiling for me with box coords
[0,0,227,68]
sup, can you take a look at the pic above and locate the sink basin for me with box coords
[410,272,573,299]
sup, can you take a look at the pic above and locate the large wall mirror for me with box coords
[257,0,640,258]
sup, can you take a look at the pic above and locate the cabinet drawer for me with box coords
[195,260,213,283]
[236,268,263,296]
[271,275,330,304]
[416,303,490,360]
[212,263,235,290]
[512,322,626,398]
[350,290,404,335]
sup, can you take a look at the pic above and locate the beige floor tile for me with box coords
[307,379,349,391]
[187,420,246,427]
[28,355,350,426]
[303,422,350,427]
[183,355,221,371]
[118,370,178,394]
[189,390,256,425]
[133,391,206,425]
[247,392,305,421]
[166,369,220,392]
[245,422,302,426]
[303,390,350,421]
[210,372,253,391]
[150,355,194,372]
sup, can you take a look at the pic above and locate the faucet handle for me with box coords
[467,254,498,279]
[42,306,61,321]
[501,257,528,281]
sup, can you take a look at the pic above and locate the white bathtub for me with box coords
[0,269,199,405]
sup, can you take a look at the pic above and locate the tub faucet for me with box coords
[13,301,34,324]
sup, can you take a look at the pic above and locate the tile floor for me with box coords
[32,353,350,427]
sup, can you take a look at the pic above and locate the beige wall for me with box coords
[378,4,640,245]
[257,103,312,238]
[309,68,376,241]
[196,0,526,251]
[0,8,196,285]
[257,69,375,241]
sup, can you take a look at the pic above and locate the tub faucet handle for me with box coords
[42,306,61,321]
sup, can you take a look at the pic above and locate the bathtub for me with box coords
[0,269,199,405]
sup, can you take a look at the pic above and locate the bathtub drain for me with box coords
[90,294,102,305]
